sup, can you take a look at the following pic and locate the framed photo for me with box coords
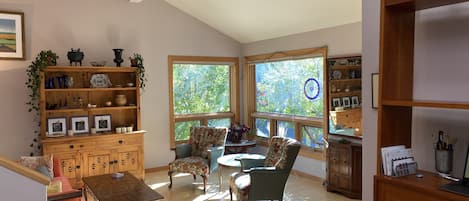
[71,116,89,134]
[0,11,24,59]
[351,96,360,108]
[372,73,379,109]
[94,114,111,132]
[47,117,66,136]
[332,98,342,108]
[342,97,351,108]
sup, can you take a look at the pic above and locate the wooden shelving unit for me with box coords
[375,0,469,200]
[40,66,145,188]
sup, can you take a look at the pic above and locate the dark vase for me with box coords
[67,48,84,66]
[113,49,124,67]
[229,131,244,143]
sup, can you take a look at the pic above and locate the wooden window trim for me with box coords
[168,55,239,148]
[244,47,328,159]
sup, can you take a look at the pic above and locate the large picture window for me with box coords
[244,47,327,158]
[168,56,239,147]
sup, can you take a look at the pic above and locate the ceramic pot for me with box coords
[115,94,127,106]
[67,48,84,66]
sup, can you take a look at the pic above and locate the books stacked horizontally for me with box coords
[381,145,417,177]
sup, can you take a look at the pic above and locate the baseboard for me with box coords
[145,165,169,173]
[291,169,324,182]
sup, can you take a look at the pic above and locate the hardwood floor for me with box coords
[144,167,360,201]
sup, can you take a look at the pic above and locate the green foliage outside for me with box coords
[255,57,324,118]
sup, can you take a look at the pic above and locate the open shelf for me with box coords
[382,99,469,110]
[45,87,137,92]
[385,0,469,10]
[330,91,361,97]
[330,78,361,82]
[42,131,146,143]
[44,66,136,72]
[45,106,137,113]
[330,65,361,70]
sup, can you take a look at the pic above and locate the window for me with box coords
[169,56,239,147]
[245,47,327,157]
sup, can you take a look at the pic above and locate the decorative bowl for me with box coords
[90,61,106,67]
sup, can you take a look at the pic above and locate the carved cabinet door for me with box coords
[115,147,140,173]
[54,152,82,187]
[83,150,112,177]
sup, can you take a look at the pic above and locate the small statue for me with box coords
[67,48,84,66]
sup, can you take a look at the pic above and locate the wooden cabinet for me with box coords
[327,139,362,199]
[376,0,469,200]
[40,66,144,188]
[327,56,362,136]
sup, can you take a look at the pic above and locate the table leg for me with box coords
[84,185,88,201]
[219,165,222,191]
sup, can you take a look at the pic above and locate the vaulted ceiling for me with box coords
[164,0,362,43]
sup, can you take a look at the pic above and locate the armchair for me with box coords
[48,156,82,201]
[229,136,301,201]
[168,126,227,192]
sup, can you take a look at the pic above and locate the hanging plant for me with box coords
[25,50,58,155]
[129,53,147,91]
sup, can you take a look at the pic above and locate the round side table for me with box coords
[217,153,265,191]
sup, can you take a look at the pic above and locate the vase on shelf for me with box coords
[113,48,124,67]
[115,94,127,106]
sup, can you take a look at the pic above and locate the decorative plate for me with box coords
[332,70,342,80]
[304,78,320,100]
[90,74,112,88]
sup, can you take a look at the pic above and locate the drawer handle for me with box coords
[76,165,80,169]
[118,140,123,144]
[114,160,118,164]
[69,145,74,149]
[109,161,114,165]
[80,145,84,148]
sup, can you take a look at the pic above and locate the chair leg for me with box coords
[229,187,233,201]
[202,175,207,193]
[193,174,196,180]
[168,171,173,188]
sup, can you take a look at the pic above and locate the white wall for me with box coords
[0,166,46,201]
[361,0,380,200]
[242,22,362,178]
[412,2,469,178]
[0,0,241,168]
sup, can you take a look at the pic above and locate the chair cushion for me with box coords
[190,127,227,158]
[169,156,209,176]
[49,176,81,201]
[230,172,250,201]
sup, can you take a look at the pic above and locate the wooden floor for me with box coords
[143,167,360,201]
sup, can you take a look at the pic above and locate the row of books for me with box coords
[381,145,417,177]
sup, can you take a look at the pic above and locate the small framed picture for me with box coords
[71,116,89,134]
[94,114,112,132]
[332,98,341,108]
[47,117,66,136]
[351,96,360,108]
[342,97,351,108]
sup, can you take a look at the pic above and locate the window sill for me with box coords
[256,138,325,161]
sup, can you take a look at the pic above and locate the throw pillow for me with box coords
[47,180,62,194]
[36,165,53,180]
[19,154,54,178]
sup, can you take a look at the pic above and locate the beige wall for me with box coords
[0,0,241,168]
[0,166,46,201]
[242,22,362,178]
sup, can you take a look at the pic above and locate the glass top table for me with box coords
[217,153,265,191]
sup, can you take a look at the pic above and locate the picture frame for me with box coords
[351,96,360,108]
[342,97,351,108]
[0,11,24,59]
[372,73,379,109]
[47,117,66,136]
[332,98,341,108]
[71,116,89,134]
[94,114,112,132]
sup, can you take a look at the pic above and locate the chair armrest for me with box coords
[242,166,275,173]
[48,189,82,201]
[239,158,265,170]
[171,144,192,159]
[208,146,225,172]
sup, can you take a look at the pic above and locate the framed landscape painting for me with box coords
[0,11,24,59]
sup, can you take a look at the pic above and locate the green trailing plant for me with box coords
[25,50,58,155]
[130,53,147,91]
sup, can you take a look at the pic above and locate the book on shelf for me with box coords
[381,145,417,177]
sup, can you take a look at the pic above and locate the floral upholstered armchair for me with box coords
[168,126,227,192]
[229,136,301,201]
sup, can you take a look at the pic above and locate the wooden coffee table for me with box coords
[82,172,164,201]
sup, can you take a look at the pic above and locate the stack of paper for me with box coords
[381,145,417,176]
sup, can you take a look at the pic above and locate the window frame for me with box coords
[168,55,240,148]
[243,47,328,160]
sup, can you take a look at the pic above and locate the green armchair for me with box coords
[168,126,227,192]
[229,136,301,201]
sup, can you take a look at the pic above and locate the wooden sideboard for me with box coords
[327,139,362,199]
[43,132,145,188]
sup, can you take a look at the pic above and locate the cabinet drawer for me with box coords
[96,135,142,149]
[43,141,96,153]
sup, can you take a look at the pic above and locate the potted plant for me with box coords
[129,53,147,91]
[25,50,58,155]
